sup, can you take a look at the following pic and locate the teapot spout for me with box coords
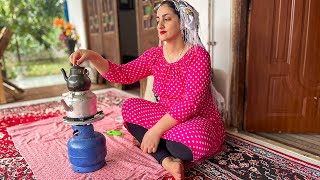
[61,99,73,111]
[61,68,68,82]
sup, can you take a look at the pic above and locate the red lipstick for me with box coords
[160,31,167,35]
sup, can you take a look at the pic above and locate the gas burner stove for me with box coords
[63,111,105,125]
[61,65,106,173]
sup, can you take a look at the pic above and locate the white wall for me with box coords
[212,0,232,113]
[188,0,232,114]
[67,0,87,49]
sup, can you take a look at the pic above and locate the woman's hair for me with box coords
[159,1,180,19]
[154,0,204,47]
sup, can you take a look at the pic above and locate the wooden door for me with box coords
[135,0,161,97]
[246,0,320,133]
[84,0,121,88]
[100,0,122,88]
[86,0,103,54]
[100,0,120,63]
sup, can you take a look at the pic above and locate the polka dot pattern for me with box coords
[104,46,225,161]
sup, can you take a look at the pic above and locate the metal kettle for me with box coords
[61,66,91,92]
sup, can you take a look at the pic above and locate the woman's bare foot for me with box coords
[162,156,184,180]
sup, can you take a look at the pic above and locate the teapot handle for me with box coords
[61,68,68,82]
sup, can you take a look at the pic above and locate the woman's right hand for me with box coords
[69,49,103,66]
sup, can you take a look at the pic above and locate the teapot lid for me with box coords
[70,65,86,73]
[70,65,85,69]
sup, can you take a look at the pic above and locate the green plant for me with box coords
[6,57,70,79]
[0,0,64,63]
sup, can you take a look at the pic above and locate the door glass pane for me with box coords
[109,15,114,24]
[109,15,114,32]
[144,5,152,16]
[144,20,149,29]
[141,0,162,30]
[109,0,113,11]
[94,16,99,33]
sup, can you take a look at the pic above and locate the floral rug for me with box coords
[0,88,319,180]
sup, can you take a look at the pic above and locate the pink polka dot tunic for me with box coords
[103,45,225,161]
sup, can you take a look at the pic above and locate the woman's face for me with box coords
[156,4,182,42]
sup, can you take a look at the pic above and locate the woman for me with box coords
[69,1,225,179]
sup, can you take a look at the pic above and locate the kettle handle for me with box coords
[61,68,68,82]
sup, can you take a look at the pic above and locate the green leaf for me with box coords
[0,0,64,61]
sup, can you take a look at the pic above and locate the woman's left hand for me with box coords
[141,128,162,153]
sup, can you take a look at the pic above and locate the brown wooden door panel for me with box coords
[100,0,122,88]
[84,0,121,88]
[136,0,161,97]
[84,0,103,83]
[246,0,320,133]
[86,0,103,54]
[136,0,161,53]
[100,0,121,64]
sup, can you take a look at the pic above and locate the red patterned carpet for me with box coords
[0,88,319,180]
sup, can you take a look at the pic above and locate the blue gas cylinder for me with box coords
[67,124,107,173]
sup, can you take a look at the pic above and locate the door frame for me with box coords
[229,0,250,130]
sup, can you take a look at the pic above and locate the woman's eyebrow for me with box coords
[156,13,169,19]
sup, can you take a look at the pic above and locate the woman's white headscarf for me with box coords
[155,0,204,47]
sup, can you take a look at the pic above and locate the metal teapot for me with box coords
[61,66,91,92]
